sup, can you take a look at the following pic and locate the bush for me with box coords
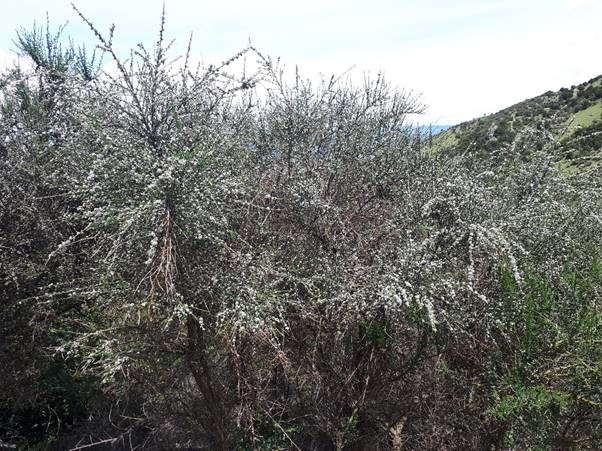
[488,260,602,449]
[1,10,601,450]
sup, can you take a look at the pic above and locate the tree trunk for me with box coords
[186,314,230,450]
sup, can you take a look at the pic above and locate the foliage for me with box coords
[488,261,602,449]
[1,10,601,450]
[434,74,602,171]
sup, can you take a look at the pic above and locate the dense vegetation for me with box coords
[1,12,601,450]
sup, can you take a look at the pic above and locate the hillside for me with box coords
[434,74,602,169]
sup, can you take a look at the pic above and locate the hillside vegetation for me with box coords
[434,75,602,170]
[1,14,601,451]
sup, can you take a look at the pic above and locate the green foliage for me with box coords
[239,413,299,451]
[0,359,97,449]
[15,17,100,80]
[489,259,602,449]
[364,320,393,350]
[434,74,602,171]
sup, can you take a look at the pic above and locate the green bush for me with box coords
[489,259,602,449]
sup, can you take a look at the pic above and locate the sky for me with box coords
[0,0,601,124]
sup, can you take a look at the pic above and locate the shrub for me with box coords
[2,9,601,450]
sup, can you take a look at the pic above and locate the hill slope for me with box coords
[434,75,602,169]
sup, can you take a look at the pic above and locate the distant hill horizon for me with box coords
[416,124,454,136]
[433,74,602,169]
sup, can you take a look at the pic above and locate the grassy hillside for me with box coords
[433,75,602,170]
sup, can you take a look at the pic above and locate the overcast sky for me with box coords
[0,0,600,124]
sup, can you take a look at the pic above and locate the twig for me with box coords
[68,437,117,451]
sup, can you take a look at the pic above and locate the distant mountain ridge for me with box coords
[417,124,453,136]
[434,75,602,169]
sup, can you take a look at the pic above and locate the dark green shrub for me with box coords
[489,259,602,449]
